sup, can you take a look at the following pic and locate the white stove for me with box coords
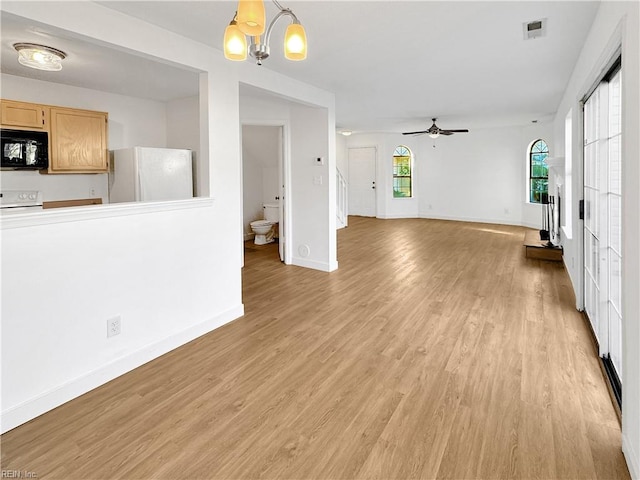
[0,190,43,214]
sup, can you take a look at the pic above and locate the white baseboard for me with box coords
[375,212,540,229]
[292,256,335,272]
[0,304,244,434]
[522,221,541,229]
[377,214,418,219]
[243,232,255,241]
[623,434,639,480]
[417,212,528,227]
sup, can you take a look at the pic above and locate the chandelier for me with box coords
[224,0,307,65]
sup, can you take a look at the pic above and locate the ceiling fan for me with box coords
[402,118,469,138]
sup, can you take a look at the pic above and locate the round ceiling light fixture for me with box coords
[13,43,67,71]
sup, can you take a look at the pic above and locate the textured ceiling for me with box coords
[1,1,600,133]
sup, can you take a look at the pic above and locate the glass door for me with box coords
[583,61,622,403]
[583,86,603,346]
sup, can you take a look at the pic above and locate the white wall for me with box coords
[1,73,168,204]
[166,95,200,195]
[550,2,640,477]
[242,124,280,238]
[345,123,553,228]
[1,204,239,423]
[1,1,336,433]
[417,128,523,225]
[290,104,333,270]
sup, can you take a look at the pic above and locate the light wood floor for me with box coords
[2,217,629,479]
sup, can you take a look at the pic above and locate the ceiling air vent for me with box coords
[523,18,547,40]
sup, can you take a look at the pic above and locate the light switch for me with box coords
[315,156,325,166]
[313,175,323,185]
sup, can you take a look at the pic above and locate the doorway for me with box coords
[242,124,285,263]
[348,147,377,217]
[582,58,622,405]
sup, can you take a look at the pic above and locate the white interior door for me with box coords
[277,126,285,263]
[348,147,376,217]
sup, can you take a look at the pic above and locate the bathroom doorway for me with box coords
[241,124,285,262]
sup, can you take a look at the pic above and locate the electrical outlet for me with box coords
[107,316,121,338]
[90,188,96,197]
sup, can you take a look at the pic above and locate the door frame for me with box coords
[240,119,292,265]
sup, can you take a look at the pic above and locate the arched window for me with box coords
[529,139,549,203]
[393,145,412,198]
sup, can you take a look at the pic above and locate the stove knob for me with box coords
[18,193,26,200]
[28,193,36,200]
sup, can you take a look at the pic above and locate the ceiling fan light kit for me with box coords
[224,16,248,61]
[284,22,307,60]
[224,0,307,65]
[403,118,469,137]
[237,0,266,36]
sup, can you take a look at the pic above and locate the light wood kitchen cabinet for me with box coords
[1,99,48,130]
[48,107,108,173]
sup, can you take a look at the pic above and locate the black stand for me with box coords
[540,193,550,241]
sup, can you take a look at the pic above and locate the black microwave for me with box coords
[1,129,49,170]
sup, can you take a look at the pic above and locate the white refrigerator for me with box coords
[109,147,193,203]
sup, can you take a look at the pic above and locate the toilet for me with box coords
[250,203,279,245]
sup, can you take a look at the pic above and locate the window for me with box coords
[393,145,412,198]
[529,139,549,203]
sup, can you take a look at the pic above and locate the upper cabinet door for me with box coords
[49,107,108,173]
[1,99,47,130]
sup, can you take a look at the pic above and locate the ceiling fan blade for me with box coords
[441,129,469,133]
[439,131,454,136]
[402,131,428,135]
